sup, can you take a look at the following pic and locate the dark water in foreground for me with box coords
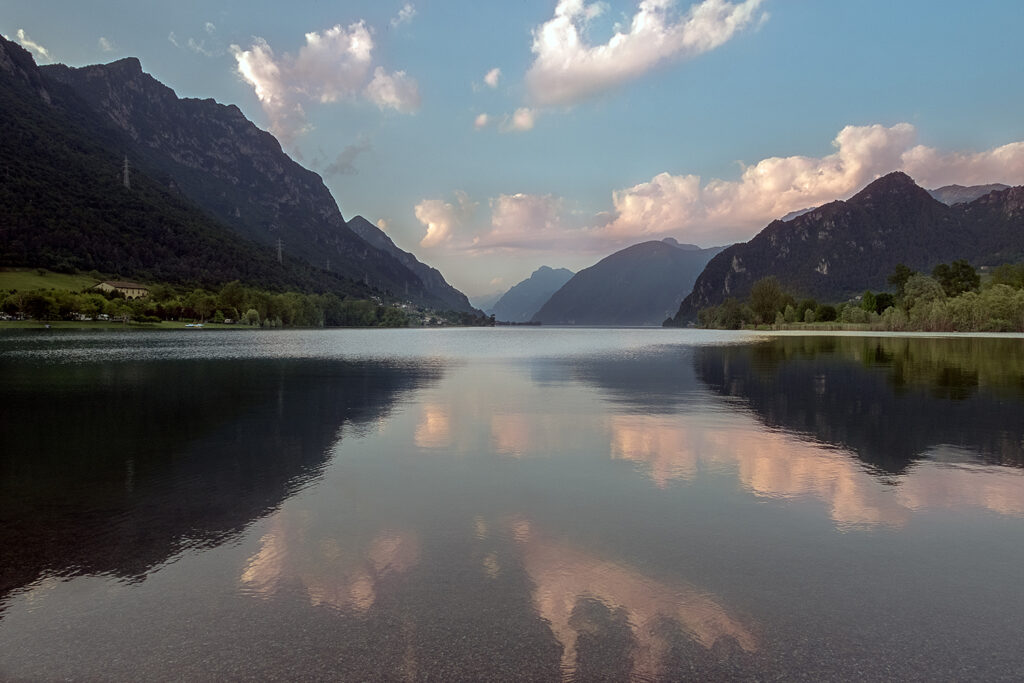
[1,328,1023,681]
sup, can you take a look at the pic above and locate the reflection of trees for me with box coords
[696,336,1024,473]
[0,358,436,603]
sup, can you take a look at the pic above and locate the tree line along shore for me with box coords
[0,272,492,328]
[695,261,1024,333]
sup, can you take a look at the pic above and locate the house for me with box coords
[95,281,150,299]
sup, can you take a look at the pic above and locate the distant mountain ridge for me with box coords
[928,183,1010,206]
[669,172,1024,323]
[533,240,724,326]
[19,47,473,311]
[489,266,574,322]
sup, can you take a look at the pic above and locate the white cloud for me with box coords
[377,219,390,232]
[484,67,501,88]
[479,193,570,249]
[902,141,1024,188]
[98,37,114,52]
[603,123,921,244]
[415,191,477,248]
[364,66,421,113]
[474,113,490,130]
[525,0,764,106]
[15,29,51,62]
[231,22,419,143]
[205,22,216,34]
[392,3,417,27]
[421,123,1024,256]
[500,107,537,133]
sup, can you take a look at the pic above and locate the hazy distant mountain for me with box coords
[346,216,476,312]
[780,207,816,221]
[470,291,505,313]
[928,183,1010,206]
[669,172,1024,324]
[532,240,724,326]
[490,266,574,322]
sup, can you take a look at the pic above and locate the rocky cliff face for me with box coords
[39,57,456,308]
[670,172,1024,323]
[346,215,476,312]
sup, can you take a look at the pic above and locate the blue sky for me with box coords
[6,1,1024,296]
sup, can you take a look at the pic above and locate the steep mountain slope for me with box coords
[532,240,724,326]
[670,172,1024,323]
[490,266,574,322]
[0,36,372,296]
[34,52,454,308]
[345,216,475,312]
[929,183,1010,206]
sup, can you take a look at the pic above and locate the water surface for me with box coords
[2,328,1023,680]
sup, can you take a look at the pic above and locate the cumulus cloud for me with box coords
[324,139,372,177]
[477,193,572,249]
[474,113,490,130]
[392,3,417,27]
[231,23,419,143]
[415,191,477,248]
[525,0,764,106]
[500,107,537,133]
[483,67,501,88]
[603,123,920,243]
[902,141,1024,189]
[420,123,1024,256]
[98,36,115,52]
[364,66,421,113]
[15,29,51,62]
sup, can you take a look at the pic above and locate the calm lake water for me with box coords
[2,328,1023,680]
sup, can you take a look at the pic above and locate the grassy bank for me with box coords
[0,268,98,292]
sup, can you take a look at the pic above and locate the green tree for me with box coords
[903,274,946,312]
[888,263,916,297]
[932,259,980,297]
[874,292,895,314]
[861,290,877,313]
[989,263,1024,290]
[748,276,787,324]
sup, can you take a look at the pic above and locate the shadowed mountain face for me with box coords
[0,356,438,603]
[37,56,456,306]
[0,37,380,295]
[533,240,724,326]
[490,266,574,322]
[345,216,476,312]
[0,37,465,308]
[671,172,1024,323]
[694,336,1024,474]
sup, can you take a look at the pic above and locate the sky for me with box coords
[5,1,1024,297]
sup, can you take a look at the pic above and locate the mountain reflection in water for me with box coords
[2,330,1024,680]
[0,357,438,603]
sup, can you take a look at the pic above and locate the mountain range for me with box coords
[0,35,476,312]
[533,239,724,326]
[669,172,1024,324]
[489,266,574,322]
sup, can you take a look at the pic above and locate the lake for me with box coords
[1,328,1023,680]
